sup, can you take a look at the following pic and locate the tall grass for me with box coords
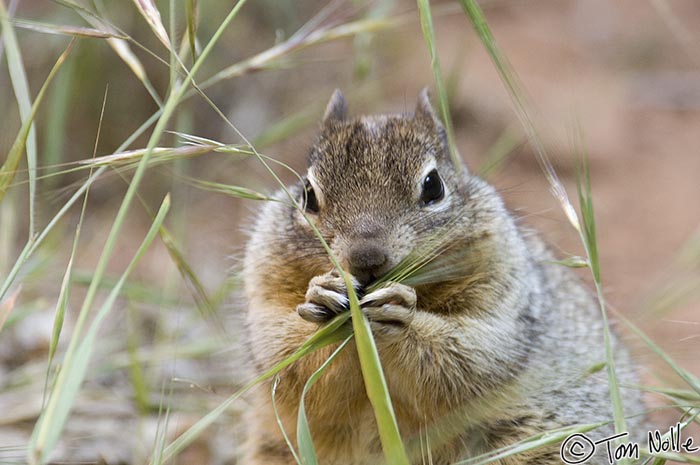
[0,0,37,237]
[0,1,697,465]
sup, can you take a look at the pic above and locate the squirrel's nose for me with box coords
[347,241,388,286]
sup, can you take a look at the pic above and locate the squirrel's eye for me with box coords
[303,180,319,214]
[420,169,444,206]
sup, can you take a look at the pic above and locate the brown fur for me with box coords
[242,90,643,464]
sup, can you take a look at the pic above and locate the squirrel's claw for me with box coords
[297,303,337,323]
[360,282,416,309]
[305,282,348,313]
[360,282,416,341]
[298,271,357,323]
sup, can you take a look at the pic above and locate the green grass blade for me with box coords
[41,173,90,407]
[9,17,127,38]
[150,381,174,465]
[186,0,198,61]
[78,145,215,169]
[186,178,274,201]
[272,376,302,465]
[28,194,171,465]
[573,135,628,443]
[0,0,38,236]
[634,385,700,403]
[126,303,150,413]
[150,399,168,465]
[417,0,460,170]
[576,155,599,282]
[348,285,410,465]
[297,336,353,465]
[455,421,609,465]
[547,256,589,269]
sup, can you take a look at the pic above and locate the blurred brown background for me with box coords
[0,0,699,463]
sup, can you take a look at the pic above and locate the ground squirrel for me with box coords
[242,89,643,464]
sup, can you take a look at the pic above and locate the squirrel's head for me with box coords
[293,89,489,287]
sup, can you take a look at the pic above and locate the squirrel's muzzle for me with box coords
[347,240,389,286]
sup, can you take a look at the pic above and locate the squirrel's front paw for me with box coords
[297,271,359,323]
[360,282,416,342]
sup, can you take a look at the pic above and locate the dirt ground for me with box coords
[1,0,699,463]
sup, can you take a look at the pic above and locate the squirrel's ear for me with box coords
[414,87,441,130]
[322,89,348,124]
